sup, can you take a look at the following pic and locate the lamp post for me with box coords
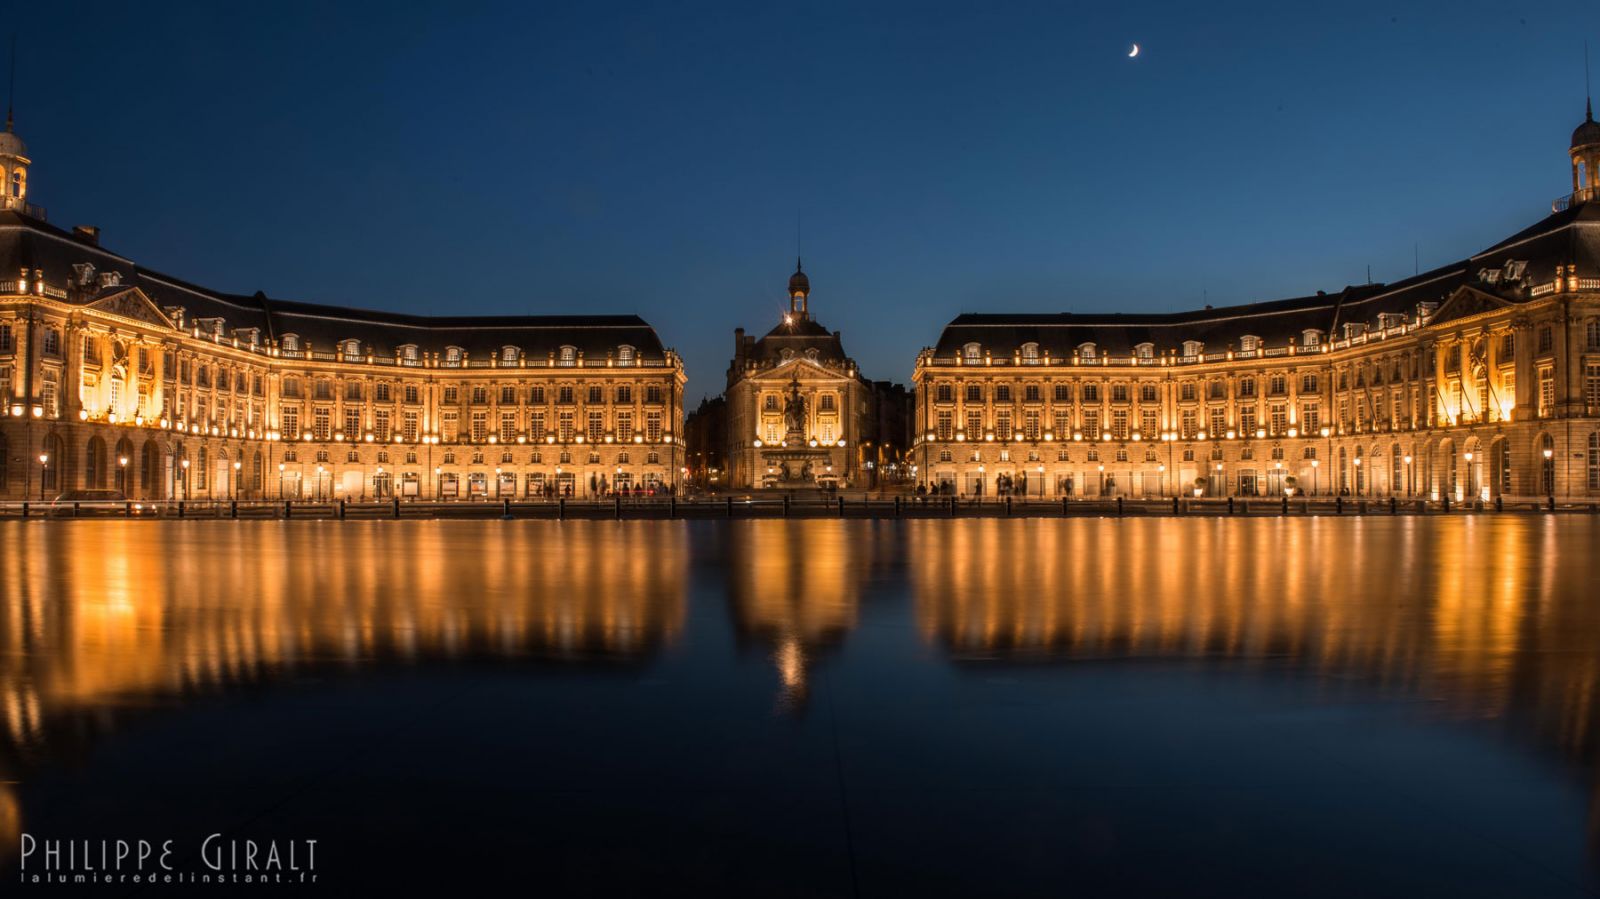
[435,466,443,501]
[180,457,190,500]
[1311,458,1320,496]
[1353,455,1363,496]
[495,466,503,500]
[38,453,48,500]
[1214,461,1223,497]
[118,455,129,494]
[232,460,242,500]
[1542,446,1554,498]
[278,462,285,500]
[1463,450,1474,501]
[316,465,325,501]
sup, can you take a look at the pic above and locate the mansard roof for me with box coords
[0,211,670,361]
[932,200,1600,360]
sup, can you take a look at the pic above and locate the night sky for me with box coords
[10,1,1597,400]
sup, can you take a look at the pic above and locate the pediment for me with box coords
[1426,286,1514,327]
[746,357,846,383]
[87,288,176,329]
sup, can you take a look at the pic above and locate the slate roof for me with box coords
[932,200,1600,359]
[0,211,669,361]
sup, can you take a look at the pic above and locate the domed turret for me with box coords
[787,258,810,321]
[0,110,31,215]
[1571,99,1600,207]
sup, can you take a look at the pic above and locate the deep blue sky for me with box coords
[10,1,1597,400]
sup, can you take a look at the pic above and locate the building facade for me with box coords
[724,262,912,490]
[0,122,686,502]
[913,106,1600,502]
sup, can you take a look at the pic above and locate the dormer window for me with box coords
[1417,302,1439,322]
[501,346,520,364]
[1020,342,1040,363]
[399,344,419,364]
[962,342,982,363]
[617,344,635,365]
[1077,342,1096,360]
[1182,340,1204,358]
[558,345,577,367]
[1133,342,1154,360]
[1377,313,1406,330]
[780,347,795,361]
[445,346,464,367]
[281,334,301,353]
[1301,329,1321,347]
[804,347,820,361]
[1239,335,1261,354]
[342,339,362,357]
[1342,322,1367,341]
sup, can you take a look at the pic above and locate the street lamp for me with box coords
[232,460,242,500]
[1542,446,1554,498]
[180,457,190,500]
[118,455,129,494]
[495,466,503,499]
[316,465,325,501]
[38,452,48,500]
[278,462,286,500]
[1403,454,1412,496]
[1311,458,1320,496]
[1353,455,1363,496]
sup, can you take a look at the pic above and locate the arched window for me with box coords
[1589,432,1600,491]
[1182,340,1204,358]
[1133,342,1154,360]
[558,345,577,366]
[617,345,635,365]
[962,342,982,363]
[400,344,419,363]
[11,168,24,199]
[444,346,464,367]
[1020,342,1040,363]
[281,334,300,353]
[342,339,362,357]
[1239,335,1261,354]
[1585,319,1600,351]
[1078,342,1096,360]
[502,346,519,364]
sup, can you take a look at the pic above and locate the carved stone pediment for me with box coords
[1425,286,1514,328]
[87,288,176,330]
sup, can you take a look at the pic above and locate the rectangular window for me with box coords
[472,386,488,404]
[1239,406,1257,434]
[344,407,361,439]
[472,412,488,442]
[820,394,837,412]
[375,410,392,442]
[1539,367,1555,416]
[1300,403,1319,435]
[282,407,300,439]
[0,323,11,352]
[1052,383,1071,403]
[499,412,516,442]
[1269,403,1287,435]
[501,386,516,404]
[402,411,419,443]
[995,411,1012,440]
[1209,407,1227,437]
[1053,411,1070,438]
[558,411,574,442]
[1141,409,1158,438]
[1083,409,1100,440]
[936,410,953,440]
[1585,364,1600,408]
[587,411,604,442]
[442,411,459,442]
[313,407,331,441]
[645,412,662,442]
[617,411,633,442]
[530,386,546,404]
[966,410,983,437]
[530,411,545,439]
[1111,409,1128,439]
[1180,409,1196,439]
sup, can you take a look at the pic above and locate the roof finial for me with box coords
[5,31,15,131]
[1587,40,1594,122]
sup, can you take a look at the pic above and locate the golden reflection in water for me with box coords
[911,515,1600,849]
[0,519,688,856]
[727,520,891,709]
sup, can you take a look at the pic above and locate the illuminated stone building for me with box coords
[724,261,911,490]
[0,122,686,501]
[914,105,1600,501]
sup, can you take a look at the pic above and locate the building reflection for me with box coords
[910,516,1600,852]
[726,520,895,710]
[0,520,687,861]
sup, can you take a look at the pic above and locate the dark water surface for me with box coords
[1,518,1597,897]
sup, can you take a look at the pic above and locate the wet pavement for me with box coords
[1,517,1597,896]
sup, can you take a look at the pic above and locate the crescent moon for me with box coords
[1128,43,1140,58]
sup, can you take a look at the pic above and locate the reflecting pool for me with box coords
[1,518,1597,896]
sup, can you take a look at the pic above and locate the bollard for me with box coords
[178,501,186,519]
[1547,495,1555,512]
[950,496,956,517]
[1335,496,1342,515]
[1390,496,1397,515]
[669,496,677,518]
[20,501,28,519]
[1116,496,1124,516]
[1442,495,1450,513]
[614,496,621,520]
[394,498,401,519]
[1227,497,1234,515]
[231,500,238,519]
[784,495,791,517]
[284,501,292,519]
[73,501,81,517]
[126,501,134,517]
[338,499,347,520]
[1494,495,1502,513]
[1006,496,1012,517]
[559,497,566,520]
[837,496,845,518]
[1062,496,1068,516]
[1282,495,1289,515]
[727,496,734,518]
[895,497,901,517]
[1173,496,1180,515]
